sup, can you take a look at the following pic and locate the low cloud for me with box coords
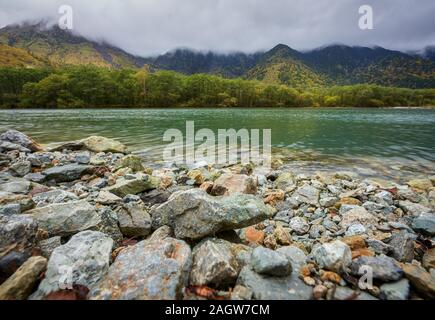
[0,0,434,56]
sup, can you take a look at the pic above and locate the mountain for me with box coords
[0,22,434,88]
[302,45,435,88]
[152,48,262,78]
[0,22,149,68]
[244,44,329,87]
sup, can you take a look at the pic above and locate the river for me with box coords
[1,108,434,182]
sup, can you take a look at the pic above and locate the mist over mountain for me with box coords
[0,23,434,88]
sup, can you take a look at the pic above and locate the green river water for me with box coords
[1,108,434,182]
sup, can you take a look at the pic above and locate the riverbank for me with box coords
[0,129,434,300]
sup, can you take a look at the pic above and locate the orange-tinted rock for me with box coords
[335,197,362,208]
[351,248,375,259]
[320,271,342,284]
[264,189,285,206]
[342,235,366,250]
[245,227,265,245]
[199,181,214,194]
[274,226,291,246]
[263,234,277,250]
[299,264,315,277]
[211,174,257,196]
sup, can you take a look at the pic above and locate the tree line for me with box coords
[0,66,434,108]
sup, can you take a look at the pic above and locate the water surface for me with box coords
[1,108,434,181]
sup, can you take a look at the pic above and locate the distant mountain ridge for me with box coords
[0,22,434,88]
[0,22,149,68]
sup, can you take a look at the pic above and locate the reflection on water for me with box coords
[0,108,434,181]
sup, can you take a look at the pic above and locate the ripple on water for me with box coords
[0,108,434,181]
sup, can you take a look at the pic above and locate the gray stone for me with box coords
[345,223,366,236]
[319,196,338,207]
[0,141,30,153]
[140,189,171,206]
[42,164,93,183]
[148,225,173,242]
[237,266,312,300]
[366,238,393,255]
[116,202,151,237]
[274,210,293,224]
[115,154,144,172]
[0,214,38,255]
[30,231,113,299]
[380,279,410,300]
[189,239,238,288]
[32,189,79,205]
[80,136,127,153]
[274,172,295,190]
[388,230,416,262]
[95,190,122,205]
[26,154,47,167]
[151,189,274,240]
[362,201,383,211]
[251,247,292,276]
[10,161,31,177]
[276,246,307,272]
[123,194,141,203]
[291,184,320,206]
[38,236,62,259]
[105,174,159,197]
[231,285,253,300]
[23,173,45,183]
[322,218,339,232]
[95,207,123,245]
[312,240,352,272]
[289,217,310,235]
[398,201,431,216]
[0,203,21,215]
[373,191,394,206]
[350,254,403,282]
[309,224,326,239]
[27,200,101,237]
[331,286,378,300]
[89,238,191,300]
[397,188,421,203]
[0,130,42,152]
[340,206,377,228]
[412,212,435,236]
[0,178,30,194]
[75,152,91,164]
[339,204,361,214]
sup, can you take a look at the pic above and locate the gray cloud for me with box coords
[0,0,434,56]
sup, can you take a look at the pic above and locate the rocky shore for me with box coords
[0,129,434,300]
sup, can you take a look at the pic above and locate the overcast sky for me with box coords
[0,0,434,56]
